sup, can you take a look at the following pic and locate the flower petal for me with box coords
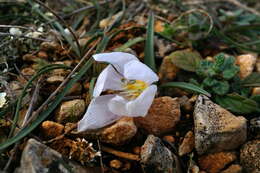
[78,95,121,131]
[93,52,138,74]
[108,85,157,117]
[123,60,159,84]
[93,65,123,97]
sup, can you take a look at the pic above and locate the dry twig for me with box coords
[101,146,140,161]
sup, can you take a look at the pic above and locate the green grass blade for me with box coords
[9,64,71,137]
[114,37,145,52]
[0,59,93,150]
[160,82,211,97]
[144,13,156,72]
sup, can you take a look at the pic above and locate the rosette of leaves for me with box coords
[195,53,239,96]
[168,50,260,114]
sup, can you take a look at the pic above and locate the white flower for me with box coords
[78,52,159,131]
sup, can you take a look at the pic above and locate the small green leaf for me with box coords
[223,66,239,80]
[212,81,229,95]
[169,49,202,72]
[215,93,258,114]
[144,13,156,72]
[160,82,211,97]
[241,72,260,87]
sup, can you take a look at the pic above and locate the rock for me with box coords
[256,59,260,72]
[100,117,137,145]
[249,117,260,138]
[220,164,242,173]
[198,152,237,173]
[135,97,181,136]
[110,159,123,169]
[22,54,38,62]
[46,75,65,83]
[55,99,86,124]
[41,121,64,139]
[178,131,195,156]
[236,53,257,79]
[252,87,260,95]
[194,95,247,155]
[21,67,35,76]
[158,56,179,82]
[240,140,260,173]
[37,51,48,59]
[140,135,181,173]
[16,138,100,173]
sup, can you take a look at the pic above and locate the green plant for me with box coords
[195,53,240,96]
[169,51,260,114]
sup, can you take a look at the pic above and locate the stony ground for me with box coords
[0,0,260,173]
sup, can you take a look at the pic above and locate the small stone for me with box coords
[158,56,179,82]
[256,58,260,72]
[135,97,181,136]
[110,159,123,169]
[16,138,95,173]
[37,51,48,59]
[100,117,137,145]
[194,95,247,155]
[220,164,242,173]
[46,76,65,83]
[252,87,260,95]
[178,131,195,156]
[40,42,59,51]
[240,140,260,173]
[249,117,260,138]
[22,54,38,62]
[198,152,237,173]
[236,53,257,79]
[140,135,180,173]
[179,96,194,112]
[55,99,86,124]
[21,67,35,76]
[163,135,175,143]
[41,121,64,139]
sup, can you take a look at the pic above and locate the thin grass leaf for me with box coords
[0,59,93,150]
[28,0,81,57]
[89,77,96,98]
[114,37,144,51]
[144,13,156,72]
[160,82,211,97]
[8,64,70,137]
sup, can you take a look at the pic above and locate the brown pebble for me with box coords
[221,164,242,173]
[163,135,175,143]
[134,97,181,136]
[22,54,37,62]
[133,146,141,155]
[198,152,237,173]
[41,121,64,139]
[110,159,122,169]
[37,51,48,59]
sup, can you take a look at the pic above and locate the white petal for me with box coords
[123,60,159,84]
[93,65,123,97]
[93,52,138,74]
[108,85,157,117]
[78,95,121,131]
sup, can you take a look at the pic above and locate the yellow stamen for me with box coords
[121,79,148,99]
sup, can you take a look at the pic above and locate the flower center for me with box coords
[120,79,148,100]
